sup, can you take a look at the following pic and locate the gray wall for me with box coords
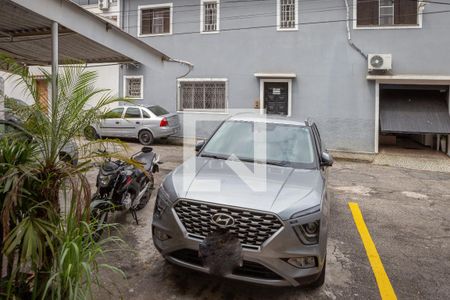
[120,0,450,153]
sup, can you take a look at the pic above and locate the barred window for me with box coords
[279,0,297,30]
[357,0,418,27]
[379,0,394,25]
[179,81,226,111]
[124,76,143,99]
[202,1,219,32]
[140,6,171,35]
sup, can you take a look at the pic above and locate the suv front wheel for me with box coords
[309,259,326,288]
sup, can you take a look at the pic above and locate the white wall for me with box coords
[1,64,119,109]
[0,71,36,105]
[84,64,120,109]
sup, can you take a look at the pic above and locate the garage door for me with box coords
[380,85,450,134]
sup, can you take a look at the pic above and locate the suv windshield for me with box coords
[148,105,169,116]
[201,121,316,169]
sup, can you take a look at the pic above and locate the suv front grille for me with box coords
[173,200,283,249]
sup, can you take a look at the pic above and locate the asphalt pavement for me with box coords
[92,141,450,300]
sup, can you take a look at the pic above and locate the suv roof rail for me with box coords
[305,118,314,126]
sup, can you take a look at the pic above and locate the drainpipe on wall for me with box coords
[164,58,194,79]
[344,0,367,60]
[164,58,194,115]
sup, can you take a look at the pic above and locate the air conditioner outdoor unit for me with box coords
[98,0,110,10]
[368,54,392,71]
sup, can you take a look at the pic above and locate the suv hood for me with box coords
[169,157,324,220]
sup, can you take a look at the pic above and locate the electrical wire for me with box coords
[103,0,445,31]
[1,8,449,43]
[1,2,449,43]
[115,9,450,36]
[92,0,450,18]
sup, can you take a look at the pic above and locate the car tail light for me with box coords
[160,117,168,127]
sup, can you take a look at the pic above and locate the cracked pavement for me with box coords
[93,141,450,300]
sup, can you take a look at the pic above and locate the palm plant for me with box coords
[0,55,127,299]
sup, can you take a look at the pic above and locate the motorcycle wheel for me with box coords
[135,177,154,211]
[91,207,109,241]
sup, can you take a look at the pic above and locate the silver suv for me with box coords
[152,114,333,287]
[87,105,180,145]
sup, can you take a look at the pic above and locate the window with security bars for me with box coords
[203,1,218,32]
[179,81,226,111]
[279,0,297,29]
[124,77,143,99]
[379,0,394,25]
[141,7,171,35]
[357,0,418,26]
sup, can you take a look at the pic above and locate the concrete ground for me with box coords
[373,146,450,173]
[92,141,450,300]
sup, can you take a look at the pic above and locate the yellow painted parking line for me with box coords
[348,202,397,300]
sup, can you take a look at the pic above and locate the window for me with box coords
[202,121,316,169]
[125,107,142,119]
[148,105,169,116]
[142,110,152,119]
[277,0,298,30]
[179,80,227,111]
[379,0,394,25]
[201,0,219,33]
[123,76,143,99]
[104,108,124,119]
[139,4,172,36]
[356,0,418,27]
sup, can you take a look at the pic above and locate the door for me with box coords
[264,82,289,116]
[122,107,143,137]
[36,79,48,112]
[141,107,159,132]
[99,107,124,137]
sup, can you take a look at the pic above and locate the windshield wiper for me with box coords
[200,153,229,160]
[265,160,290,167]
[236,157,290,167]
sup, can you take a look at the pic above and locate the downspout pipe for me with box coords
[344,0,367,60]
[164,58,194,79]
[164,58,194,114]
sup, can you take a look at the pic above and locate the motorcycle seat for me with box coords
[133,152,155,172]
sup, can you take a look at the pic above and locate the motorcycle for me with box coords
[90,146,159,239]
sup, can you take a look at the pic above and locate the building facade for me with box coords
[114,1,450,153]
[72,0,121,25]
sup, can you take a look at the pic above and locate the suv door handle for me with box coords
[136,121,140,124]
[115,121,120,124]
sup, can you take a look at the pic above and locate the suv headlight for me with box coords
[293,220,320,245]
[98,174,111,187]
[290,205,321,245]
[154,185,170,218]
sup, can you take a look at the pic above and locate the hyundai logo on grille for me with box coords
[211,213,235,228]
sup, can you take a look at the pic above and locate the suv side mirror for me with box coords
[320,151,334,167]
[195,140,205,152]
